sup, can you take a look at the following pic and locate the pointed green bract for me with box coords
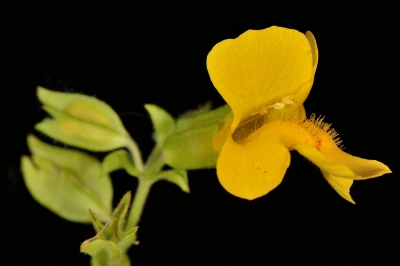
[109,191,132,238]
[21,135,112,223]
[144,104,175,146]
[82,192,138,266]
[162,104,232,169]
[89,209,105,234]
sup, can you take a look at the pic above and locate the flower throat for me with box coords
[232,111,343,152]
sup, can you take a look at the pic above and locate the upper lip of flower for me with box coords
[207,26,391,202]
[207,26,319,135]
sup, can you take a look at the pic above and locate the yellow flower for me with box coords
[207,26,391,202]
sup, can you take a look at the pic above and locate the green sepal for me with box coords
[91,252,131,266]
[81,192,138,266]
[102,149,139,177]
[144,104,175,146]
[106,191,132,240]
[178,101,212,119]
[81,239,121,262]
[89,209,105,234]
[21,135,112,223]
[162,104,232,169]
[36,87,130,152]
[156,169,189,193]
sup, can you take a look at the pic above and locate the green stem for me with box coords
[126,137,144,172]
[144,145,164,174]
[125,142,167,230]
[125,178,153,230]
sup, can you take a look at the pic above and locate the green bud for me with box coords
[81,192,138,266]
[83,239,122,264]
[21,135,112,223]
[35,87,130,152]
[144,104,175,146]
[162,104,232,169]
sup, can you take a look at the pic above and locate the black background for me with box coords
[2,1,399,265]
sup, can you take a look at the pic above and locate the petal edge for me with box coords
[322,171,355,204]
[217,133,290,200]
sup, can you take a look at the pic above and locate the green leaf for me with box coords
[156,169,190,193]
[144,104,175,145]
[21,135,112,222]
[102,149,139,177]
[162,104,232,169]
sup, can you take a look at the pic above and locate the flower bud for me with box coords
[81,192,138,266]
[35,87,130,151]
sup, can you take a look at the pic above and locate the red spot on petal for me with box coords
[316,139,322,151]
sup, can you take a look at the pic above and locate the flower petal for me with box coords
[305,31,318,73]
[288,31,319,109]
[299,116,392,180]
[322,150,392,179]
[321,171,355,204]
[294,142,391,181]
[217,131,290,200]
[293,144,358,178]
[207,26,315,130]
[213,117,233,152]
[216,121,316,200]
